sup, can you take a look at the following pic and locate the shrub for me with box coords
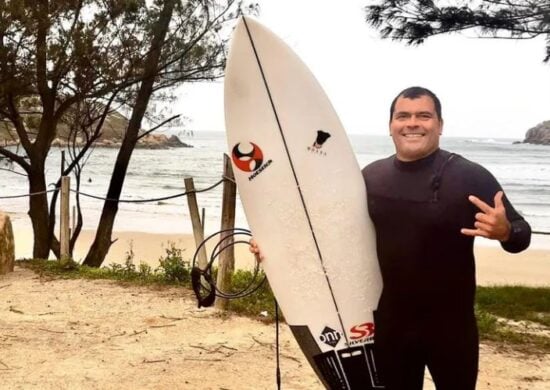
[157,241,191,283]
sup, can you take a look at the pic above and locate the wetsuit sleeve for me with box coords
[501,194,531,253]
[468,162,531,253]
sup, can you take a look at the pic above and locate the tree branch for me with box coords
[137,114,180,140]
[0,147,30,173]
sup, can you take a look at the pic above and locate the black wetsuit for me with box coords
[362,149,531,390]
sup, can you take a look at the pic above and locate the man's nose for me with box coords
[405,115,419,127]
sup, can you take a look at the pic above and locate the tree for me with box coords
[0,0,255,261]
[0,0,158,259]
[83,0,257,267]
[364,0,550,61]
[82,0,178,267]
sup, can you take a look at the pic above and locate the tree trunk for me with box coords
[83,0,177,267]
[82,141,135,267]
[27,162,51,259]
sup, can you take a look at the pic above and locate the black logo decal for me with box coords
[308,130,331,156]
[319,326,341,348]
[313,130,331,149]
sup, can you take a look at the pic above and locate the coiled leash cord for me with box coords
[191,228,282,389]
[191,227,266,308]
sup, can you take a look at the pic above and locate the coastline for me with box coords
[11,225,550,286]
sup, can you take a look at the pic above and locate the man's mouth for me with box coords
[402,133,425,138]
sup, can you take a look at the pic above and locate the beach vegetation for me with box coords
[16,257,550,353]
[365,1,550,62]
[157,241,191,283]
[477,286,550,327]
[476,307,550,353]
[223,269,279,319]
[476,286,550,353]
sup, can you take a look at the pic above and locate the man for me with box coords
[363,86,530,390]
[251,86,531,389]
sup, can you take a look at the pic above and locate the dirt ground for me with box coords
[1,267,549,389]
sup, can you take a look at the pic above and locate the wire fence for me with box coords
[1,176,550,236]
[0,177,230,203]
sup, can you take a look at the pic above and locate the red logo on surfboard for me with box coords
[350,322,375,340]
[232,142,264,172]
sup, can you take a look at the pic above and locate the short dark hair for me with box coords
[389,86,442,121]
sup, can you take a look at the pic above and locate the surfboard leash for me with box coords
[191,228,267,308]
[275,298,282,390]
[191,227,284,389]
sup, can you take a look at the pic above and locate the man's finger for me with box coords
[468,195,493,214]
[474,221,492,232]
[461,228,489,238]
[475,212,493,224]
[494,191,505,209]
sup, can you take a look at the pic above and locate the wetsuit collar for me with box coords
[393,148,441,171]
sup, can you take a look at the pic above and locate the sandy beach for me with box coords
[1,266,549,389]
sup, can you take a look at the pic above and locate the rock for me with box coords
[167,135,187,147]
[523,121,550,145]
[136,133,191,149]
[1,104,193,149]
[0,212,15,275]
[51,138,64,147]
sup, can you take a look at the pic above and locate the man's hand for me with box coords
[461,191,511,242]
[249,238,264,262]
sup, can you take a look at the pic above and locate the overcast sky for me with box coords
[175,0,550,139]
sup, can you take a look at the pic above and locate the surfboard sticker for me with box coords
[224,16,384,389]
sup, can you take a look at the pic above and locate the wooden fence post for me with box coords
[215,154,237,310]
[185,177,207,269]
[60,176,70,263]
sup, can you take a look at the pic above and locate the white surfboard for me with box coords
[224,17,383,389]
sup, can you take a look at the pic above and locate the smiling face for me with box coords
[390,94,443,162]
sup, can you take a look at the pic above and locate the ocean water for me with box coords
[1,132,549,245]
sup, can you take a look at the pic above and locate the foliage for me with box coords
[224,269,279,319]
[157,241,191,283]
[477,286,550,327]
[476,306,550,353]
[0,0,258,261]
[475,285,550,353]
[476,306,500,336]
[364,0,550,61]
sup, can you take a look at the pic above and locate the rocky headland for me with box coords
[49,132,191,149]
[522,121,550,145]
[0,109,192,149]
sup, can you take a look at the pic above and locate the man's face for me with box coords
[390,95,443,162]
